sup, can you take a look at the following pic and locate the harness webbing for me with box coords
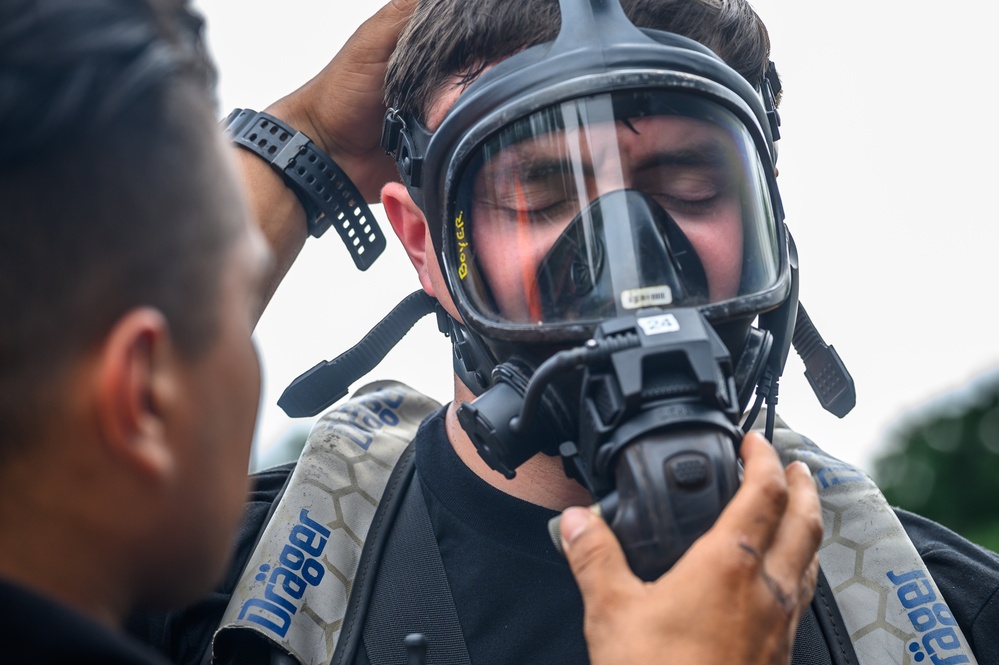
[361,470,472,664]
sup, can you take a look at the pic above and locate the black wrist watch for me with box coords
[222,108,386,271]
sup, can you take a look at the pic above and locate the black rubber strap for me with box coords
[222,108,386,271]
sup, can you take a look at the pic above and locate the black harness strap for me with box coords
[361,471,472,665]
[808,568,858,665]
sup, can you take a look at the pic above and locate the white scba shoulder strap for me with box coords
[213,380,441,665]
[765,417,978,665]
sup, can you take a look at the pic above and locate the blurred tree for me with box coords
[872,372,999,553]
[251,421,312,472]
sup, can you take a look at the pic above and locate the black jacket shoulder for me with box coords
[2,578,173,665]
[897,508,999,663]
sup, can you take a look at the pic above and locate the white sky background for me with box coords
[192,0,999,473]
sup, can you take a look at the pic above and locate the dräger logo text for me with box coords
[887,569,970,664]
[329,390,406,451]
[236,509,330,638]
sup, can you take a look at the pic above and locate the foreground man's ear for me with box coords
[92,307,179,481]
[382,181,438,298]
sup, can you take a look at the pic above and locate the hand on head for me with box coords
[265,0,418,203]
[236,0,419,306]
[561,432,821,665]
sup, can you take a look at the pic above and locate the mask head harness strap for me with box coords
[763,60,782,142]
[381,109,432,213]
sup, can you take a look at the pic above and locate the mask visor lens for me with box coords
[450,90,779,328]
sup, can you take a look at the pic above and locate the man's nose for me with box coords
[592,172,633,201]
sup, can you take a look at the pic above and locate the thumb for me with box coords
[561,507,635,603]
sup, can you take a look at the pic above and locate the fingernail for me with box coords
[560,506,592,547]
[791,460,812,476]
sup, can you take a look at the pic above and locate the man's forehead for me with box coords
[427,88,460,132]
[426,69,495,131]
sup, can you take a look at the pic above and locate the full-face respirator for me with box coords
[279,0,855,581]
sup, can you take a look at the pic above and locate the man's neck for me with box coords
[0,462,130,632]
[446,377,592,511]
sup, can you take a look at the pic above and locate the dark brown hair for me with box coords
[386,0,775,124]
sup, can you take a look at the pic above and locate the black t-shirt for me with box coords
[410,407,587,664]
[129,408,999,664]
[0,578,173,665]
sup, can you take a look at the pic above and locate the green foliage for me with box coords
[872,378,999,553]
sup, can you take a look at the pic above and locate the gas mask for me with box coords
[280,0,855,581]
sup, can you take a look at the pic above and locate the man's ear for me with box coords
[381,181,436,297]
[92,307,179,481]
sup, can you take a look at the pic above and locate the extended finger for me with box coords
[761,461,823,603]
[561,507,639,610]
[713,432,789,556]
[343,0,418,61]
[305,0,417,166]
[800,552,820,607]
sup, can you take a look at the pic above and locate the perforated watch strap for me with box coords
[222,108,386,271]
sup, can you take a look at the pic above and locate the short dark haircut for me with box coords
[385,0,776,124]
[0,0,234,449]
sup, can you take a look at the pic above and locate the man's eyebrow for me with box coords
[490,138,567,163]
[518,156,585,176]
[478,156,595,192]
[635,141,732,170]
[479,145,576,179]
